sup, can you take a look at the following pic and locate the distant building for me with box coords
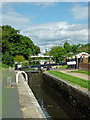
[45,49,48,53]
[31,53,53,65]
[63,52,90,71]
[75,52,90,71]
[41,48,48,54]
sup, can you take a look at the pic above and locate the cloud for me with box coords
[2,5,32,29]
[71,4,88,20]
[1,2,88,50]
[34,2,56,9]
[21,22,88,50]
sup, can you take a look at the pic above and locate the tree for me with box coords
[14,55,26,63]
[64,41,71,53]
[49,46,66,63]
[2,51,14,66]
[34,45,40,55]
[70,44,81,53]
[76,43,90,54]
[2,25,40,66]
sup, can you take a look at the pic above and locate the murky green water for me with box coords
[27,71,88,120]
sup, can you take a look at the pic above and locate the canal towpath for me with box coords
[2,69,23,118]
[51,68,89,80]
[2,68,46,119]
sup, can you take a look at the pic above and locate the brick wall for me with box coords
[79,63,90,71]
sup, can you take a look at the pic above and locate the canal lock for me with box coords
[22,70,90,120]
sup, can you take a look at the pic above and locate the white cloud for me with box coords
[34,2,56,9]
[21,22,88,50]
[1,2,88,50]
[71,4,88,20]
[2,7,31,29]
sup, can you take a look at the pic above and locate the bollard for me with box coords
[47,65,50,70]
[7,77,12,87]
[38,66,41,71]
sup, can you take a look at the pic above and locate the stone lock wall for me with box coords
[43,72,90,112]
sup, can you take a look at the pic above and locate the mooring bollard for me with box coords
[7,77,12,87]
[47,65,50,70]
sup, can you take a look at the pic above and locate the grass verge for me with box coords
[59,65,68,69]
[70,70,90,75]
[47,70,90,91]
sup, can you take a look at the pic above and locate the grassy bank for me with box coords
[70,70,90,75]
[48,71,90,91]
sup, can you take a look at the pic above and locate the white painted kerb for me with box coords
[16,71,28,84]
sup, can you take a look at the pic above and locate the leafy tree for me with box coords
[70,44,81,53]
[34,45,40,55]
[2,25,40,66]
[76,43,90,54]
[49,46,66,63]
[14,55,26,63]
[2,51,14,66]
[64,41,71,53]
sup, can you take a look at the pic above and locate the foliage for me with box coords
[14,55,26,63]
[49,46,66,63]
[2,63,9,68]
[59,65,68,69]
[2,51,14,66]
[64,41,71,53]
[71,44,81,53]
[48,71,90,90]
[22,61,29,67]
[76,43,90,54]
[49,41,89,63]
[2,25,40,66]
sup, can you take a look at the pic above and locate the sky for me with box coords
[1,1,88,50]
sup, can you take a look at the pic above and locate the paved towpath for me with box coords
[2,69,23,118]
[60,70,89,80]
[51,68,89,80]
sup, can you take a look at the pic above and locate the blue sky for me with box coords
[1,2,88,50]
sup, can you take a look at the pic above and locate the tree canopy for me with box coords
[49,46,66,63]
[2,25,40,66]
[49,42,89,63]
